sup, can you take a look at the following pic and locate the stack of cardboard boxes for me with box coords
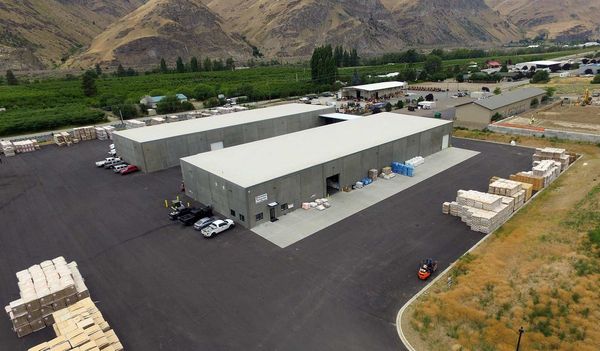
[488,178,527,211]
[103,126,116,140]
[27,298,124,351]
[533,147,570,169]
[150,117,165,125]
[95,127,108,140]
[4,257,89,338]
[443,190,512,234]
[13,140,39,153]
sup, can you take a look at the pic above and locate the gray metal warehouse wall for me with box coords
[120,107,334,172]
[182,122,452,229]
[113,134,147,171]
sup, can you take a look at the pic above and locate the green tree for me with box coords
[592,74,600,84]
[111,104,138,119]
[310,45,337,84]
[95,63,102,76]
[82,71,97,97]
[116,64,126,77]
[396,100,404,109]
[342,50,351,67]
[6,70,18,85]
[190,57,199,72]
[176,57,185,73]
[385,102,392,112]
[225,57,235,70]
[493,87,502,95]
[403,68,417,82]
[530,98,539,107]
[203,58,213,71]
[431,48,444,58]
[351,69,362,85]
[545,87,556,96]
[160,58,168,73]
[126,67,137,76]
[500,63,508,72]
[455,73,465,83]
[424,55,443,75]
[213,59,225,71]
[334,46,344,67]
[156,95,195,114]
[350,48,359,66]
[530,70,550,83]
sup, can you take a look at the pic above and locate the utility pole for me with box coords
[515,326,524,351]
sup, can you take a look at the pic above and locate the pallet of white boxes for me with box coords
[4,257,89,338]
[1,140,16,156]
[443,147,576,234]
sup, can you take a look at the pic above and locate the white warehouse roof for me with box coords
[182,113,451,188]
[345,81,407,92]
[113,103,333,143]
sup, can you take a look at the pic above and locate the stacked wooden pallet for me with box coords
[1,140,16,156]
[73,127,96,141]
[510,172,545,191]
[103,126,116,140]
[4,257,89,338]
[13,140,39,153]
[27,298,124,351]
[533,147,570,169]
[443,190,512,234]
[95,127,108,140]
[124,120,145,129]
[150,117,165,125]
[53,133,73,147]
[488,178,526,210]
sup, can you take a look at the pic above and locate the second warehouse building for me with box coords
[181,113,452,228]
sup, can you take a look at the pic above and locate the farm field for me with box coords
[506,104,600,135]
[0,48,594,137]
[402,131,600,351]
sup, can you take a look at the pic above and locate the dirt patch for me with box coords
[506,104,600,135]
[403,132,600,351]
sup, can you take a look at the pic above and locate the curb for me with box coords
[395,150,581,351]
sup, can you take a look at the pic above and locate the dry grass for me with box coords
[533,76,596,95]
[405,131,600,351]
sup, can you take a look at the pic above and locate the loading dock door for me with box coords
[326,174,340,195]
[268,202,279,222]
[442,134,449,149]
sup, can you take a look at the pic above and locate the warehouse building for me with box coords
[342,81,407,100]
[181,113,452,229]
[113,104,335,172]
[454,87,546,130]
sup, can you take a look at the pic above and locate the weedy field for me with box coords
[404,131,600,351]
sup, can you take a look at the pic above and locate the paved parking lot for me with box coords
[0,138,533,351]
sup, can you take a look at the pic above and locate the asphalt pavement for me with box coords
[0,138,533,351]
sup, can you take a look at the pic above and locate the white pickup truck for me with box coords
[96,157,118,167]
[201,219,235,238]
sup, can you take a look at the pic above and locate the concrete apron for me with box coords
[251,147,480,248]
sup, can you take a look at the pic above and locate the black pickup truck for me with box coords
[179,206,213,226]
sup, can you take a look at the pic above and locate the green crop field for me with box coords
[0,47,594,137]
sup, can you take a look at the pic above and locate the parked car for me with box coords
[95,157,118,167]
[120,165,139,175]
[179,206,213,226]
[113,164,129,173]
[169,206,193,220]
[103,158,123,169]
[201,219,235,238]
[108,149,117,156]
[193,216,217,231]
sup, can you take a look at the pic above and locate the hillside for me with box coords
[0,0,145,71]
[486,0,600,41]
[68,0,253,69]
[203,0,520,60]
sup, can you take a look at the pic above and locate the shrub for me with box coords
[156,95,194,114]
[531,98,539,107]
[396,100,404,109]
[111,104,138,119]
[592,74,600,84]
[491,112,503,121]
[530,70,550,83]
[385,102,392,112]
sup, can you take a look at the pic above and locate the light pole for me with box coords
[516,326,524,351]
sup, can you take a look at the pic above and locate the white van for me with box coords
[113,164,129,173]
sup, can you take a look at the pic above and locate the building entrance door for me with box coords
[268,202,278,222]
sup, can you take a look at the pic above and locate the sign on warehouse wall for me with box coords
[255,193,268,204]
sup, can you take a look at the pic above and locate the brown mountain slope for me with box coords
[203,0,520,59]
[69,0,253,68]
[0,0,145,70]
[486,0,600,41]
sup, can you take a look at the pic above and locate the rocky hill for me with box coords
[67,0,253,69]
[486,0,600,41]
[1,0,599,70]
[0,0,146,71]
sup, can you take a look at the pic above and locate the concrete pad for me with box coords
[251,147,480,248]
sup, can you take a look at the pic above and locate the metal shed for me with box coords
[113,104,335,172]
[181,113,452,229]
